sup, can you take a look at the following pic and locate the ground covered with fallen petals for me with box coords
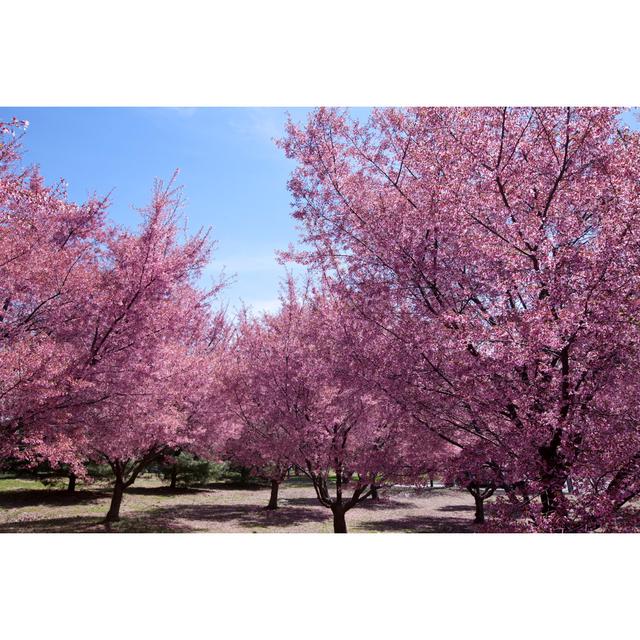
[0,477,488,533]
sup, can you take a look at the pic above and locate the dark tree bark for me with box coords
[473,494,485,524]
[331,505,347,533]
[306,468,375,533]
[102,450,166,523]
[169,464,178,491]
[429,475,434,489]
[370,485,380,501]
[538,347,574,516]
[67,472,77,494]
[266,479,279,510]
[467,483,495,525]
[538,429,565,515]
[540,487,562,514]
[106,474,125,523]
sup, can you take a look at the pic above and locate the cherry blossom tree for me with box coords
[281,107,640,532]
[73,177,226,522]
[0,118,107,472]
[222,307,302,510]
[223,426,291,509]
[1,121,228,522]
[226,280,429,532]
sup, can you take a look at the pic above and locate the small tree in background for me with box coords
[158,452,224,489]
[225,281,431,532]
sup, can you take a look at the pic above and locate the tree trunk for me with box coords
[370,485,380,501]
[331,506,347,533]
[467,483,493,524]
[429,475,434,489]
[540,488,562,515]
[266,479,279,510]
[169,464,178,491]
[240,467,251,485]
[67,472,77,494]
[474,494,485,524]
[538,428,564,515]
[106,475,125,523]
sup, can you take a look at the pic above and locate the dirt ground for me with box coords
[0,477,487,533]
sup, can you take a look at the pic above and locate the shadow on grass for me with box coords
[111,482,267,497]
[355,497,418,511]
[0,488,110,510]
[438,504,476,513]
[1,501,334,533]
[356,513,474,533]
[0,483,484,533]
[0,514,105,533]
[103,514,197,533]
[282,496,416,513]
[145,503,330,531]
[0,512,200,533]
[74,502,330,533]
[201,481,267,491]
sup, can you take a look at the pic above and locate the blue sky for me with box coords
[0,107,324,315]
[0,107,636,314]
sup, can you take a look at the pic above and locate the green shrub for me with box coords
[159,454,228,488]
[86,463,115,482]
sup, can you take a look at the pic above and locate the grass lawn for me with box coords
[0,475,486,533]
[0,477,50,491]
